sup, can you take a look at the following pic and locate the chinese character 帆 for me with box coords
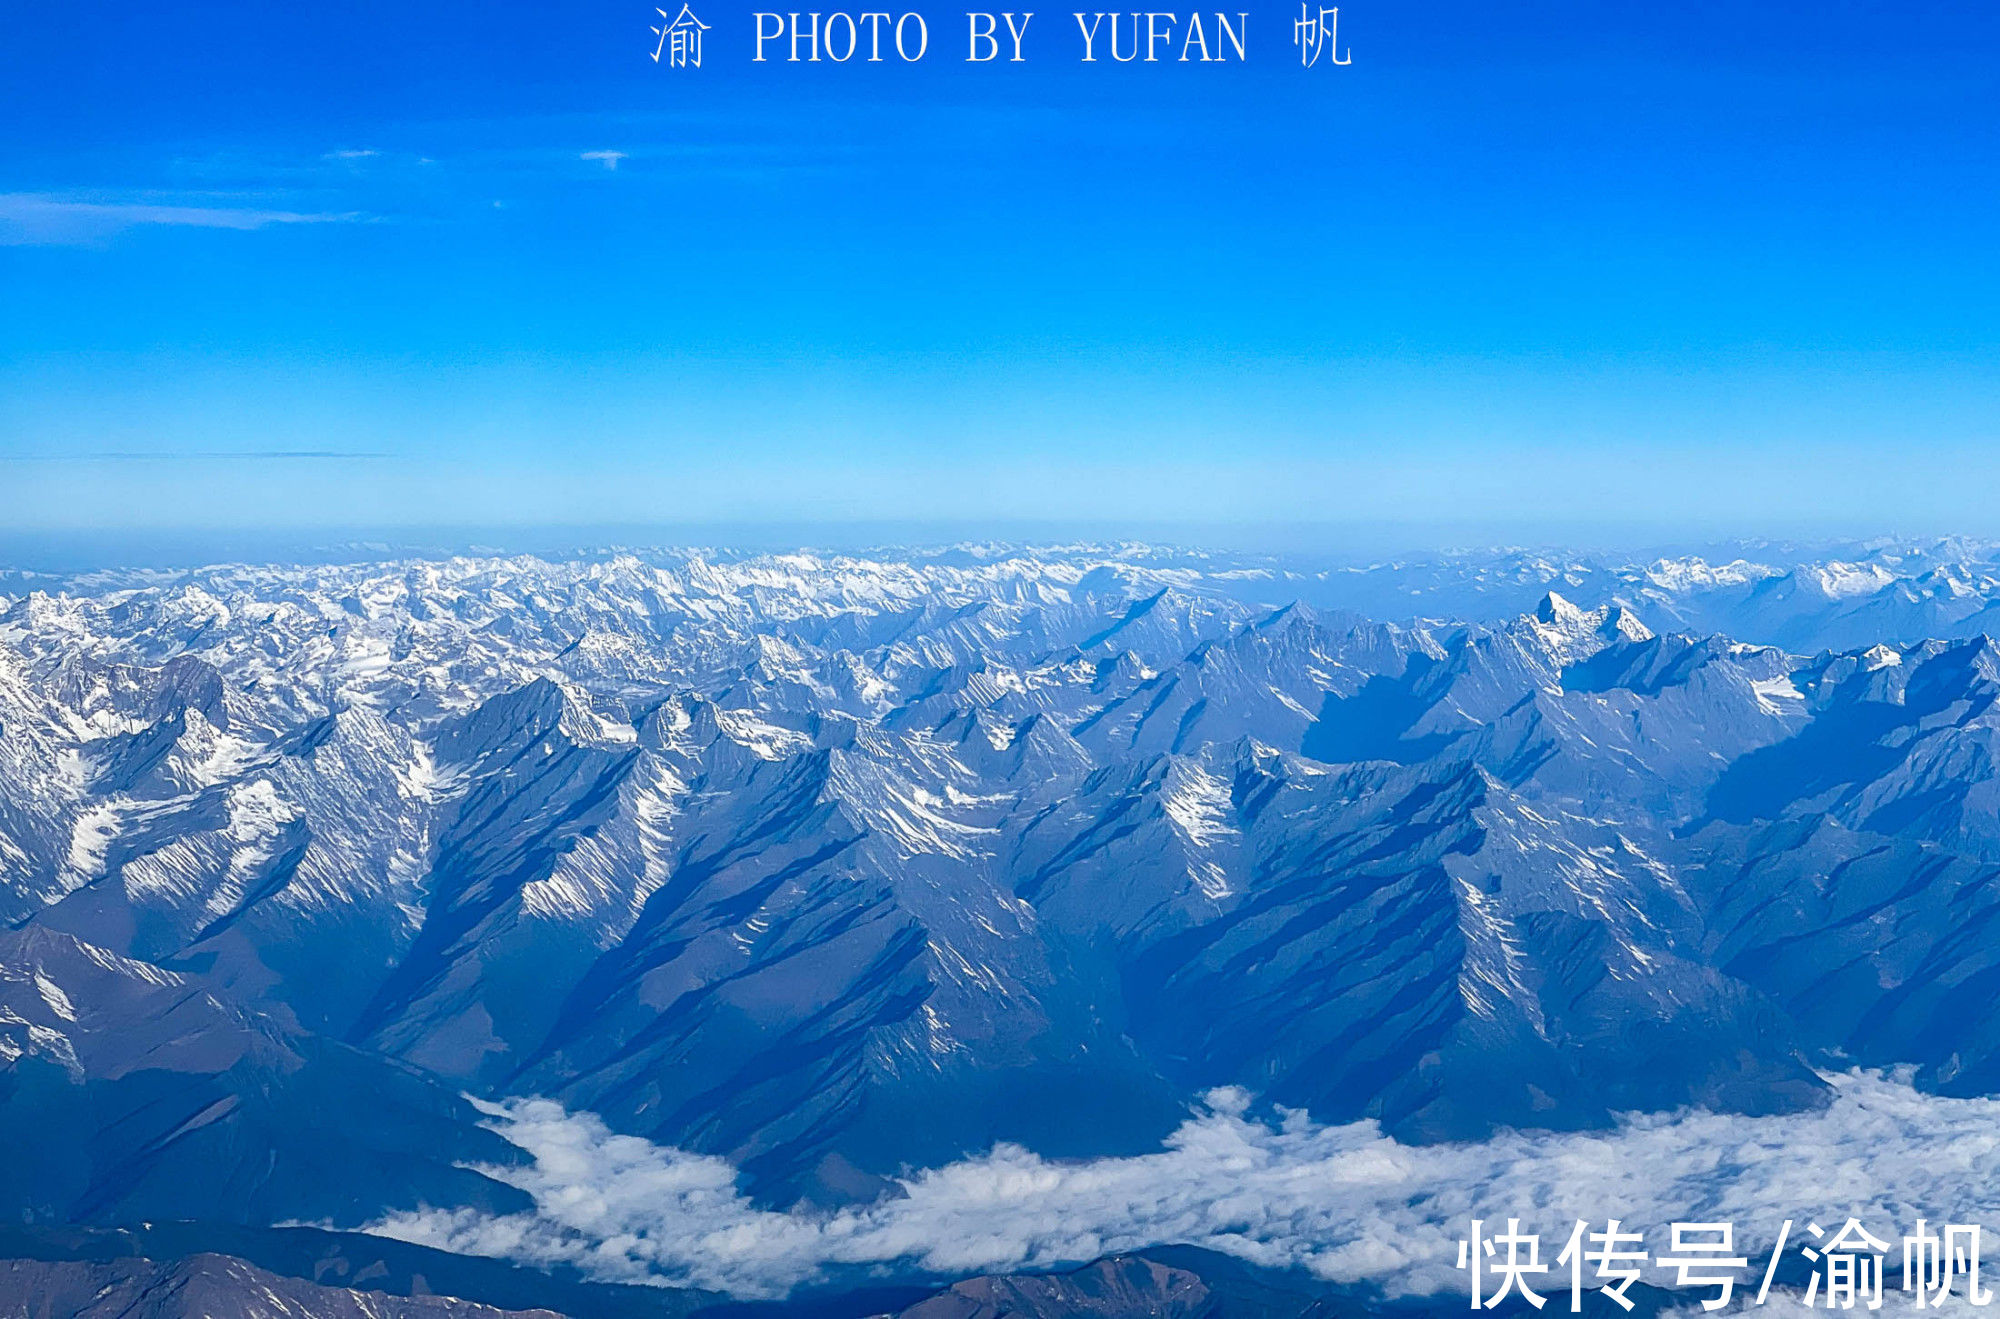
[1290,4,1349,67]
[1903,1220,1994,1309]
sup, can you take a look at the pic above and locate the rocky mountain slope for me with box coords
[0,544,1997,1217]
[0,1252,563,1319]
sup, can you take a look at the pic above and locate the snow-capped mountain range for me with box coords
[2,541,1999,1224]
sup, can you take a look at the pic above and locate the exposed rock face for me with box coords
[890,1257,1212,1319]
[0,1253,563,1319]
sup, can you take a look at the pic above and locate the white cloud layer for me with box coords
[366,1071,2000,1303]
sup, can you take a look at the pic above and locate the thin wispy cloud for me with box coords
[368,1071,2000,1303]
[0,193,363,246]
[0,451,389,463]
[581,150,629,170]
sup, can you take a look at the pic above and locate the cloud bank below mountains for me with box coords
[367,1071,2000,1302]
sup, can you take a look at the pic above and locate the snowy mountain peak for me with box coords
[6,543,2000,1213]
[1535,590,1586,626]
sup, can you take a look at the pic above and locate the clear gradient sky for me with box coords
[3,0,1998,553]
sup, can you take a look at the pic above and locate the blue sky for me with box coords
[3,0,1998,553]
